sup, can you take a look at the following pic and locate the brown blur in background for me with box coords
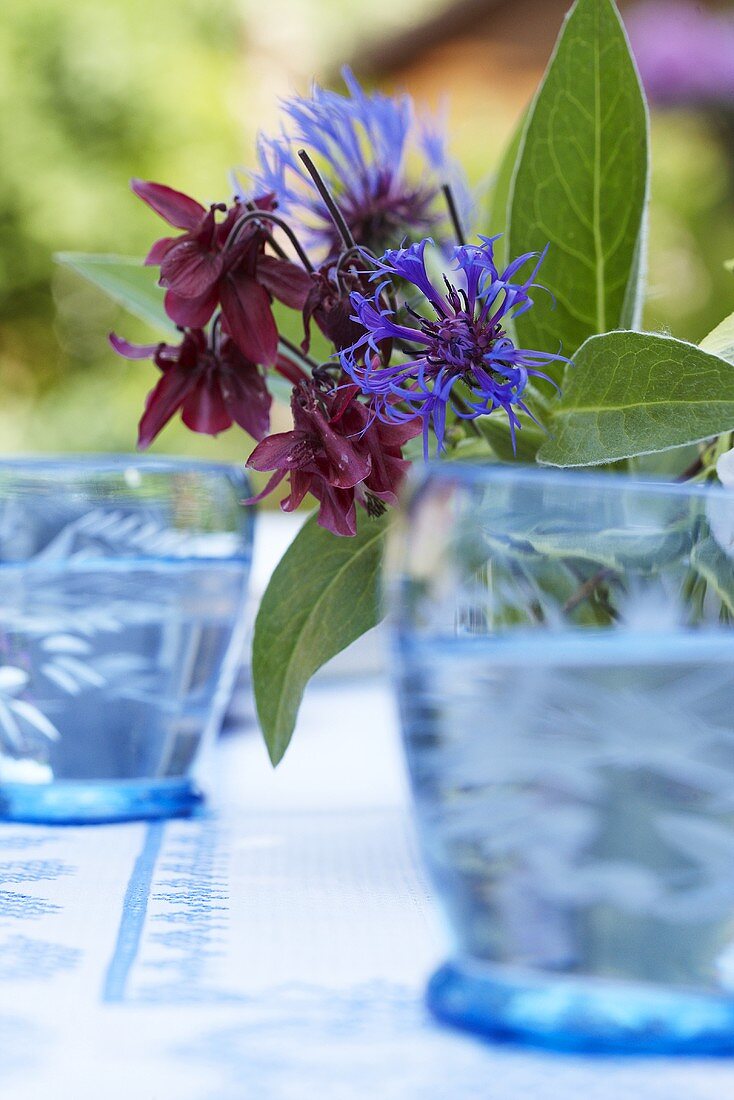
[1,0,733,459]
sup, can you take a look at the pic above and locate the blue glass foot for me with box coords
[0,778,204,825]
[428,959,734,1055]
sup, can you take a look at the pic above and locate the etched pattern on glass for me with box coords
[0,504,247,783]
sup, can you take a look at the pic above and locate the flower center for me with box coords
[420,309,503,380]
[288,437,319,468]
[337,175,438,254]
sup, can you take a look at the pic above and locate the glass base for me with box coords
[428,959,734,1055]
[0,778,203,824]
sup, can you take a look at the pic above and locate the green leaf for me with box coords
[486,521,690,574]
[508,0,649,371]
[700,311,734,366]
[252,512,388,765]
[690,535,734,616]
[487,110,528,272]
[476,415,544,463]
[55,252,176,336]
[538,331,734,467]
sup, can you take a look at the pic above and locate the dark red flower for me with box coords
[110,328,272,449]
[246,380,418,536]
[302,261,368,353]
[337,396,419,508]
[131,180,312,367]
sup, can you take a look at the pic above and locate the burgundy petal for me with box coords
[131,180,206,231]
[137,367,198,449]
[375,417,421,448]
[311,483,357,537]
[164,287,218,329]
[244,469,287,506]
[315,298,364,351]
[246,430,302,471]
[222,366,272,441]
[281,470,314,513]
[160,239,224,299]
[363,451,410,505]
[252,192,277,213]
[109,333,161,360]
[220,273,278,366]
[145,237,177,266]
[181,375,232,436]
[257,256,313,310]
[314,422,371,488]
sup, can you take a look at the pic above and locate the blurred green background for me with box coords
[1,0,733,459]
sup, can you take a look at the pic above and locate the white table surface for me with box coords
[2,515,734,1098]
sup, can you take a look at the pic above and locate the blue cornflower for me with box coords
[251,68,467,258]
[340,236,566,457]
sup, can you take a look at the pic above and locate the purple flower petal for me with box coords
[341,235,567,455]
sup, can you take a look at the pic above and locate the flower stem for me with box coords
[297,149,356,250]
[278,334,320,375]
[442,182,466,246]
[274,351,309,385]
[563,567,618,617]
[226,208,315,272]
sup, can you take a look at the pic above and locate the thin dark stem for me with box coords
[298,149,355,250]
[442,182,466,246]
[334,244,378,278]
[226,209,314,272]
[563,568,616,616]
[676,453,705,483]
[278,333,320,373]
[259,227,289,261]
[334,242,397,336]
[274,347,309,386]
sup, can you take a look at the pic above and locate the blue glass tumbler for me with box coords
[0,456,253,824]
[389,463,734,1054]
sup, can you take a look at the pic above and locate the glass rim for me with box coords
[0,453,248,478]
[409,460,726,502]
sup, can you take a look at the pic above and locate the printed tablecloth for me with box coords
[2,677,734,1099]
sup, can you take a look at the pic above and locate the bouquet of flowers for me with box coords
[63,0,734,763]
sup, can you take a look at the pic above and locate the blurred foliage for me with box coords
[0,0,733,459]
[645,112,734,342]
[0,0,245,456]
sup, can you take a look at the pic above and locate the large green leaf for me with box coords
[55,253,176,335]
[538,331,734,467]
[485,521,691,574]
[487,111,528,272]
[508,0,649,371]
[252,512,388,765]
[701,311,734,366]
